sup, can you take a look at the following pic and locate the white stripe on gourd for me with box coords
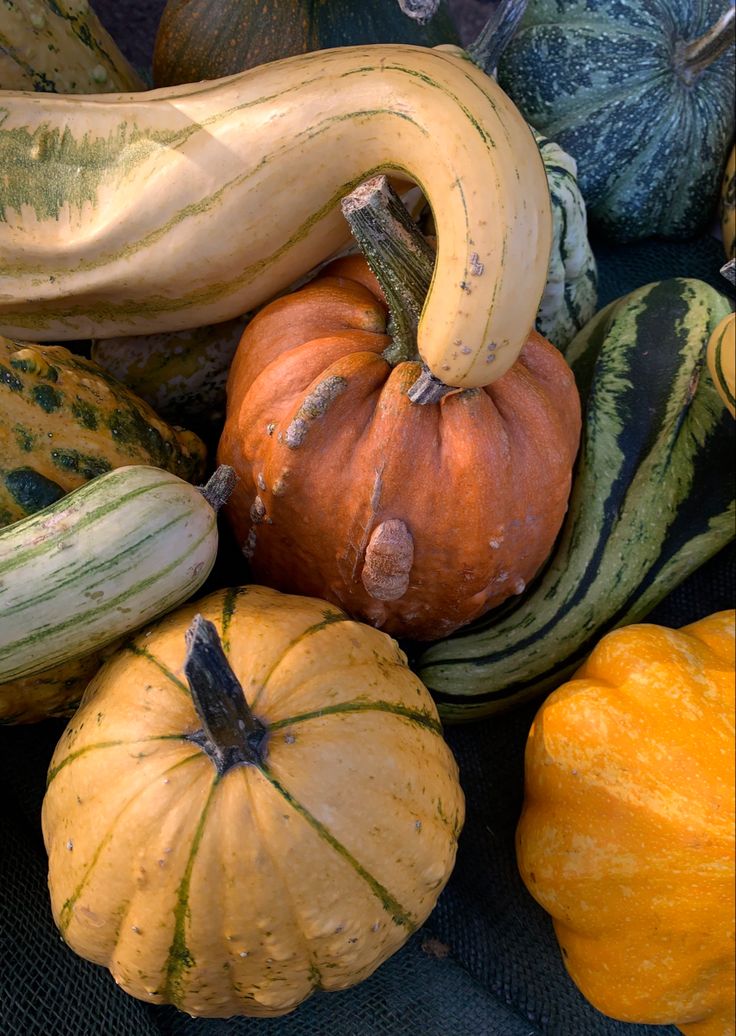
[0,466,226,683]
[0,44,551,388]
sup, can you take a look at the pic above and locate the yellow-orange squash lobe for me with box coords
[516,610,736,1036]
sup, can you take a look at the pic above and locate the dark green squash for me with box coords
[497,0,736,242]
[152,0,458,86]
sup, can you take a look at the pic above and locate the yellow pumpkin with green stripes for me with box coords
[0,43,551,389]
[42,586,464,1017]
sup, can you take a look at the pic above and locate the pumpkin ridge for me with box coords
[267,700,443,737]
[46,734,188,787]
[1,518,215,665]
[257,764,416,932]
[221,586,249,654]
[124,643,190,695]
[237,765,323,992]
[163,775,222,1006]
[249,610,350,710]
[58,751,203,935]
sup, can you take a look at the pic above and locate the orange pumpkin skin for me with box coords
[516,611,736,1036]
[217,257,581,640]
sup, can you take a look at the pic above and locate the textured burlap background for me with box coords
[1,4,734,1034]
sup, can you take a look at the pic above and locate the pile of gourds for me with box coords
[1,0,734,1031]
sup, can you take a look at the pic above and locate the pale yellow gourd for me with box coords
[0,44,551,388]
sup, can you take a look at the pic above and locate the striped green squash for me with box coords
[0,43,552,390]
[497,0,736,241]
[42,586,464,1017]
[0,0,144,92]
[415,278,736,721]
[0,464,233,683]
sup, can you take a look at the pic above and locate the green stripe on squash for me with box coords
[416,278,735,720]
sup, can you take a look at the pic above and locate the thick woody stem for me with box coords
[184,614,266,775]
[199,464,237,511]
[466,0,529,76]
[721,259,736,288]
[676,6,735,84]
[341,174,436,369]
[397,0,440,23]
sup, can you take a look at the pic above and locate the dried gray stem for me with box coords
[397,0,440,24]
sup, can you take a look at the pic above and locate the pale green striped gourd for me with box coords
[0,465,227,683]
[0,0,144,92]
[0,43,552,390]
[416,278,736,720]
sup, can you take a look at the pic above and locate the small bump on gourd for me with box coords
[361,520,414,601]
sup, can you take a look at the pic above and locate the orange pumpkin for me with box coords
[217,256,581,640]
[516,610,736,1036]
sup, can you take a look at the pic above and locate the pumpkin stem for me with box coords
[465,0,528,76]
[397,0,440,24]
[676,6,735,84]
[199,464,237,511]
[408,366,458,404]
[721,259,736,288]
[341,174,436,369]
[184,614,266,774]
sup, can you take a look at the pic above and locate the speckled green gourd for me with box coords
[0,0,144,92]
[497,0,736,241]
[0,336,206,527]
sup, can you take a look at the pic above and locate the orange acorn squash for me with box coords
[516,610,736,1036]
[217,256,581,641]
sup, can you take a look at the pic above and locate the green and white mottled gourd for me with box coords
[497,0,736,241]
[0,337,206,527]
[532,130,596,347]
[0,464,234,684]
[0,43,553,390]
[90,314,250,431]
[0,0,144,92]
[415,278,736,721]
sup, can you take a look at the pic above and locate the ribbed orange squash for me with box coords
[217,257,581,640]
[516,610,736,1036]
[42,585,464,1017]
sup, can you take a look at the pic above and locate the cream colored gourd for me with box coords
[0,44,551,388]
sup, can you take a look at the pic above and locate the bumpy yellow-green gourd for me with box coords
[0,44,551,388]
[0,336,206,526]
[0,0,144,93]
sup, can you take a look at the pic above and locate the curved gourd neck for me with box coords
[184,614,267,774]
[675,6,735,84]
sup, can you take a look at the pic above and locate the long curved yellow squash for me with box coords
[0,44,551,388]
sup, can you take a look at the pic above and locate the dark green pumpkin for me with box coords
[152,0,458,86]
[497,0,736,242]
